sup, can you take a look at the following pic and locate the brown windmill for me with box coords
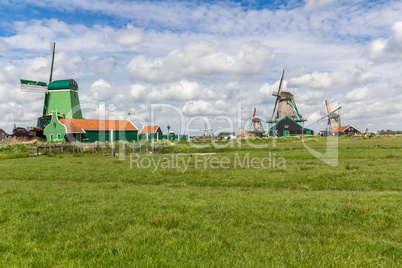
[317,100,342,133]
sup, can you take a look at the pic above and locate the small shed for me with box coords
[331,125,361,136]
[140,126,163,135]
[269,116,314,137]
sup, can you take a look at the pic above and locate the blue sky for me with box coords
[0,0,401,134]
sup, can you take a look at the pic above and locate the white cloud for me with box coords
[345,87,372,101]
[368,21,402,61]
[112,24,145,47]
[2,19,144,54]
[126,42,274,82]
[91,79,114,101]
[304,0,335,11]
[130,84,149,100]
[182,100,226,116]
[225,81,240,90]
[289,70,381,90]
[145,80,217,101]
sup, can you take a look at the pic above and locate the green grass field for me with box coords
[0,136,401,266]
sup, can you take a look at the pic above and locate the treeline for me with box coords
[378,129,402,135]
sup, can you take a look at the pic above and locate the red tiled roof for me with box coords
[331,126,349,133]
[60,119,137,134]
[140,125,160,134]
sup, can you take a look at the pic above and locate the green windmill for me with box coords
[20,42,83,136]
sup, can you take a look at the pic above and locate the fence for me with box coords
[138,134,188,141]
[29,141,168,157]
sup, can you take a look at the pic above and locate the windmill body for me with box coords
[276,91,298,120]
[328,112,340,132]
[46,79,83,120]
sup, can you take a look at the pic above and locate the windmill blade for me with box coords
[277,69,285,96]
[20,79,48,93]
[270,69,285,120]
[316,114,329,122]
[253,107,256,118]
[49,42,56,83]
[331,106,342,114]
[271,97,279,120]
[325,100,331,114]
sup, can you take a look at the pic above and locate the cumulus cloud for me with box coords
[288,70,381,91]
[182,100,226,116]
[145,80,216,101]
[126,42,274,82]
[345,87,373,101]
[2,19,144,53]
[368,21,402,61]
[112,24,145,47]
[91,79,114,101]
[130,84,149,100]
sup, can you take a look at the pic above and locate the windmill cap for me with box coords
[48,79,78,91]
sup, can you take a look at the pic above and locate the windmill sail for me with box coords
[20,79,48,93]
[49,42,55,83]
[271,69,285,120]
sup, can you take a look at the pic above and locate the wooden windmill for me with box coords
[269,70,304,123]
[317,100,342,133]
[244,107,265,137]
[20,42,83,136]
[267,70,313,137]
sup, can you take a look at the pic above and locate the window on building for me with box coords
[284,125,289,128]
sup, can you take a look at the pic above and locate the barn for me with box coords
[269,116,314,137]
[44,111,138,142]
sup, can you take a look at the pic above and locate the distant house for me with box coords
[246,129,264,138]
[0,129,7,140]
[331,125,361,136]
[269,116,314,137]
[140,126,163,136]
[44,111,138,142]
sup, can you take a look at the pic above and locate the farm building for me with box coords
[0,129,7,140]
[140,126,163,136]
[269,116,314,137]
[331,125,361,136]
[242,128,264,138]
[44,111,138,142]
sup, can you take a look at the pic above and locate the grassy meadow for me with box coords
[0,136,401,266]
